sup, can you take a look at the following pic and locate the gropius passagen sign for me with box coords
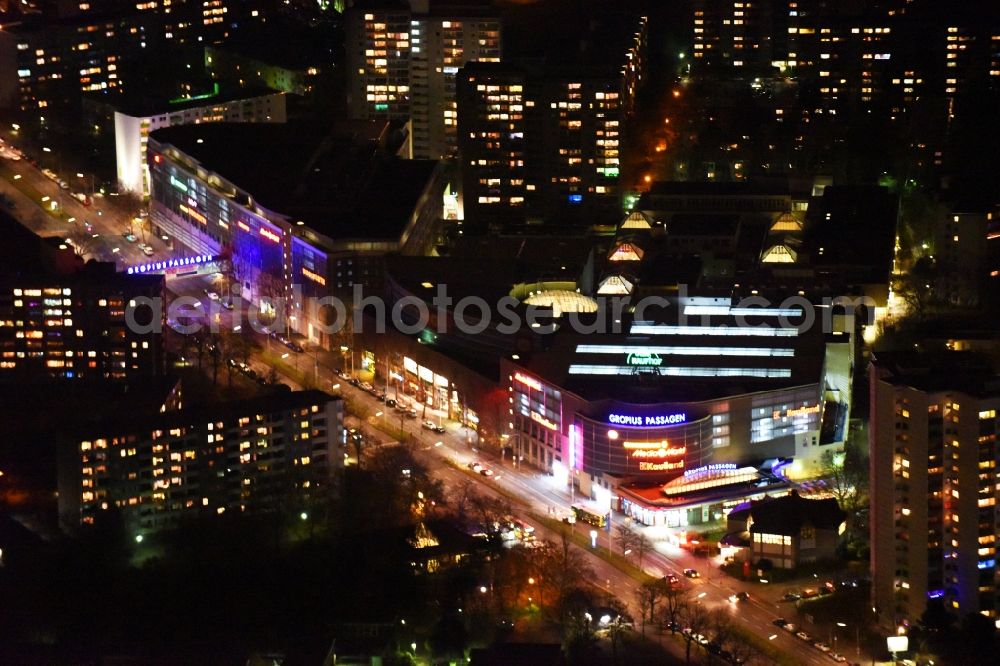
[607,412,687,427]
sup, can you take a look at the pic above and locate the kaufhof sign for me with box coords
[608,412,687,427]
[626,351,662,366]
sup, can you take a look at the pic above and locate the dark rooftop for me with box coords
[67,390,338,440]
[668,213,741,237]
[470,643,564,666]
[86,84,283,118]
[872,350,1000,396]
[801,185,896,281]
[645,181,791,198]
[744,491,846,537]
[150,122,440,239]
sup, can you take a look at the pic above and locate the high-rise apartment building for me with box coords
[408,1,500,158]
[346,0,501,159]
[58,390,345,535]
[345,1,413,122]
[456,62,529,228]
[870,352,1000,628]
[0,214,164,382]
[692,0,776,70]
[0,1,269,112]
[456,14,646,229]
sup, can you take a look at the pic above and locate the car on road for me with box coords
[139,243,154,256]
[269,331,303,352]
[468,462,483,472]
[829,653,847,663]
[385,398,397,408]
[728,592,749,603]
[204,289,220,301]
[479,468,494,477]
[783,623,797,633]
[814,641,831,653]
[122,231,137,243]
[683,568,700,578]
[796,631,812,642]
[421,420,441,432]
[664,573,681,586]
[772,618,787,628]
[405,408,418,418]
[782,592,802,601]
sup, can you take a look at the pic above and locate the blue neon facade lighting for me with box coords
[126,254,216,275]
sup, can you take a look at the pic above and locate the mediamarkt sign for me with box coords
[608,412,687,427]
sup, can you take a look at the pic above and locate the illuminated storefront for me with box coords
[618,463,792,527]
[578,409,713,477]
[503,341,825,503]
[398,356,471,422]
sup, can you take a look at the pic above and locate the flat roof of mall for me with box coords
[512,310,827,404]
[151,122,439,238]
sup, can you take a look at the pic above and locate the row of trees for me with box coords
[634,577,769,665]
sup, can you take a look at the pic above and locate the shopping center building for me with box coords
[500,296,847,524]
[146,121,445,347]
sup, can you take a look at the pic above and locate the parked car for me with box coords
[122,231,137,243]
[772,618,787,628]
[814,641,831,653]
[385,398,397,408]
[796,631,812,642]
[140,244,154,256]
[829,653,847,663]
[203,289,220,301]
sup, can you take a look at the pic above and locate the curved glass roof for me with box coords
[523,290,599,315]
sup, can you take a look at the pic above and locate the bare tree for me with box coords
[635,531,653,571]
[658,583,690,637]
[537,530,596,620]
[680,602,711,664]
[604,597,631,665]
[470,492,513,550]
[615,524,639,558]
[449,479,477,523]
[636,577,669,637]
[708,609,734,664]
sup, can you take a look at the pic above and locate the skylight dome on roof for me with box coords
[770,212,803,233]
[609,242,644,262]
[597,275,634,295]
[761,244,797,263]
[523,290,598,316]
[620,210,655,229]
